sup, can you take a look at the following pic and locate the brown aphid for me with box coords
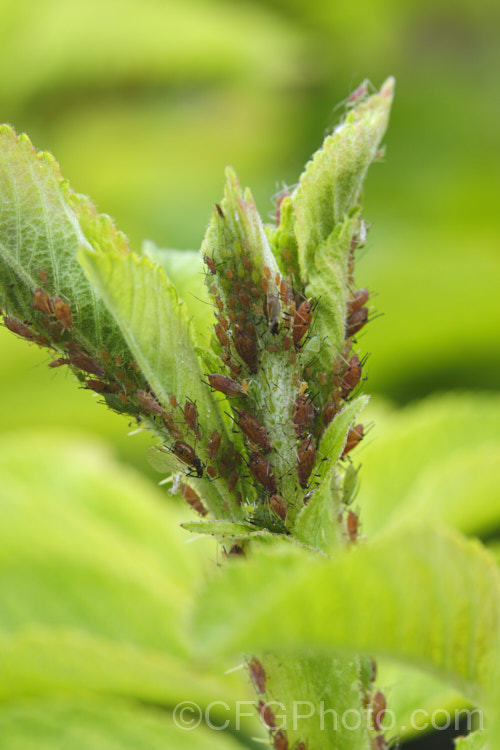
[289,350,297,364]
[237,410,271,453]
[342,424,364,456]
[263,266,271,280]
[292,300,313,347]
[114,354,122,367]
[206,465,217,479]
[39,269,49,284]
[323,400,339,426]
[53,297,73,329]
[207,373,245,397]
[248,657,266,694]
[258,701,276,730]
[4,317,34,340]
[225,268,234,281]
[204,254,217,274]
[234,327,258,372]
[348,288,370,314]
[34,334,51,347]
[341,354,362,398]
[279,279,290,306]
[346,307,368,337]
[371,691,387,732]
[282,337,291,351]
[216,297,224,313]
[227,469,239,493]
[34,287,53,315]
[217,314,229,331]
[249,453,277,493]
[346,509,359,543]
[163,413,184,439]
[184,400,198,431]
[137,389,163,415]
[88,379,120,394]
[251,286,260,298]
[297,437,316,488]
[208,430,221,461]
[245,322,255,337]
[242,255,252,271]
[270,494,288,522]
[228,295,237,309]
[227,310,236,322]
[293,394,315,437]
[238,290,251,310]
[101,349,112,363]
[48,357,68,368]
[268,344,279,353]
[273,730,289,750]
[215,202,224,218]
[264,293,281,335]
[173,441,203,477]
[68,349,105,378]
[181,483,208,516]
[170,395,178,409]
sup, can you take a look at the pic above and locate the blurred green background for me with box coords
[0,2,499,747]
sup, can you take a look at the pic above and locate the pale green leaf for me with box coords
[193,524,500,701]
[360,393,500,537]
[79,247,243,519]
[0,696,248,750]
[455,731,488,749]
[294,395,368,551]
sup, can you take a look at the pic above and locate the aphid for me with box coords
[206,465,217,479]
[348,288,370,314]
[248,657,266,694]
[371,691,387,732]
[346,307,368,337]
[297,437,316,488]
[53,297,73,329]
[225,268,234,281]
[227,469,239,493]
[4,317,34,340]
[215,202,224,218]
[251,287,260,298]
[258,700,276,730]
[173,441,203,477]
[101,350,112,363]
[370,659,377,683]
[39,269,49,284]
[234,327,258,372]
[170,395,178,409]
[270,494,287,522]
[228,544,245,556]
[207,373,246,397]
[249,453,277,493]
[371,737,387,750]
[282,248,292,264]
[242,255,252,271]
[341,354,362,398]
[48,358,68,368]
[204,254,217,274]
[238,311,246,323]
[237,410,271,453]
[184,400,198,431]
[292,300,313,347]
[34,334,51,348]
[216,297,224,313]
[273,730,289,750]
[67,349,105,378]
[293,394,315,437]
[114,354,122,367]
[263,266,271,280]
[129,360,140,372]
[34,287,53,315]
[245,322,255,337]
[87,379,120,394]
[137,389,163,415]
[227,310,236,322]
[208,430,221,461]
[228,295,237,309]
[342,424,364,456]
[163,413,184,439]
[238,290,251,309]
[264,293,281,335]
[279,278,290,306]
[318,372,327,386]
[348,82,368,102]
[181,483,208,516]
[217,314,229,331]
[215,323,230,348]
[282,337,291,351]
[268,344,279,353]
[346,509,359,543]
